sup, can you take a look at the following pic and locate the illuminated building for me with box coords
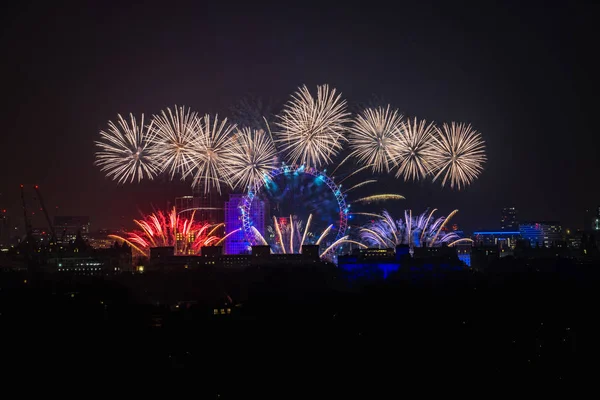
[501,207,518,231]
[175,193,226,254]
[54,216,90,243]
[472,231,520,250]
[519,221,562,247]
[176,188,226,226]
[338,245,465,280]
[224,194,268,255]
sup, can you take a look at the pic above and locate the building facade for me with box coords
[519,221,562,247]
[54,216,90,243]
[224,194,269,255]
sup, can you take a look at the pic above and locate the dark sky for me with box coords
[1,0,598,233]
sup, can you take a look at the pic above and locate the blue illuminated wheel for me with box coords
[241,163,349,248]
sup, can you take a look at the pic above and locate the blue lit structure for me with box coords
[224,194,268,255]
[338,246,465,281]
[472,231,520,250]
[519,221,562,247]
[241,163,348,247]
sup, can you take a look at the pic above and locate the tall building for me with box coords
[519,221,562,247]
[54,216,90,243]
[501,207,518,230]
[176,185,226,224]
[224,194,269,255]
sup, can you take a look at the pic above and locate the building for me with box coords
[472,231,520,251]
[147,244,323,270]
[224,193,269,255]
[176,190,226,225]
[519,221,562,247]
[54,216,90,243]
[338,245,465,280]
[501,207,518,231]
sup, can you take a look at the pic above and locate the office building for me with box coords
[54,216,90,243]
[519,221,562,247]
[501,207,518,230]
[472,230,520,250]
[224,193,269,255]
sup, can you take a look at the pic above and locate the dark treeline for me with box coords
[0,258,596,392]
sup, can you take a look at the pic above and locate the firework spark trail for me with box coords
[316,224,334,245]
[108,234,146,255]
[150,106,200,180]
[215,228,241,246]
[95,113,159,184]
[430,209,459,246]
[337,240,367,249]
[406,209,412,246]
[382,211,398,244]
[289,214,294,255]
[448,238,474,247]
[360,227,395,248]
[300,213,313,249]
[350,212,385,219]
[349,106,404,173]
[353,194,405,204]
[338,164,373,185]
[420,208,438,244]
[430,122,486,189]
[330,153,354,177]
[227,127,279,190]
[273,216,286,254]
[320,235,350,257]
[207,223,225,237]
[191,114,236,193]
[251,226,269,246]
[360,209,460,248]
[393,117,437,181]
[275,84,351,168]
[110,207,219,257]
[343,180,377,194]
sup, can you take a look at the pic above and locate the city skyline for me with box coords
[1,1,597,233]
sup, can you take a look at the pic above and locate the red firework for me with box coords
[109,207,221,257]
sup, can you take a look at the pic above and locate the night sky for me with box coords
[1,1,597,233]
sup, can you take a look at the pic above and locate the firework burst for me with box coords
[227,127,278,190]
[430,122,486,189]
[94,113,159,184]
[150,105,200,180]
[191,114,237,193]
[109,207,220,257]
[349,106,404,173]
[393,117,437,181]
[359,209,460,248]
[276,84,351,168]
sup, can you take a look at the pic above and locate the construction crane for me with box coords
[20,184,33,240]
[34,185,57,245]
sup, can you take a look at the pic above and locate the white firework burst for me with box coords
[150,105,200,180]
[393,117,437,181]
[227,127,279,190]
[349,105,404,173]
[94,113,159,184]
[275,84,351,167]
[430,122,486,189]
[191,114,236,193]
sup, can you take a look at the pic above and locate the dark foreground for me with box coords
[1,259,597,393]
